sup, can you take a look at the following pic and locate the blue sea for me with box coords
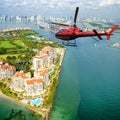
[0,22,120,120]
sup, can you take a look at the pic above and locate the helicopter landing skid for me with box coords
[62,39,77,47]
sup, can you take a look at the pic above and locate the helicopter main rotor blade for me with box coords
[51,22,69,27]
[74,7,79,25]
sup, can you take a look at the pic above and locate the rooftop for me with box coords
[34,68,48,76]
[14,70,30,79]
[0,62,16,70]
[41,46,54,53]
[34,54,50,59]
[27,78,43,85]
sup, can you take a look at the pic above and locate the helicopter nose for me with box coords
[55,33,59,38]
[55,33,57,37]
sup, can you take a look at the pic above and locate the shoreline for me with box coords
[43,47,66,120]
[0,48,66,120]
[0,90,44,118]
[0,90,16,102]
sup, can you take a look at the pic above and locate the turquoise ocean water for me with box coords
[0,22,120,120]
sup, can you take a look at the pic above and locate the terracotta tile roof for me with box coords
[27,80,34,85]
[21,74,28,79]
[34,68,48,77]
[34,54,50,59]
[1,65,10,69]
[14,71,29,79]
[15,73,19,77]
[39,69,48,76]
[27,78,43,85]
[41,46,53,53]
[0,63,16,71]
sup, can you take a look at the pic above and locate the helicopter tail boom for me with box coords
[106,25,119,40]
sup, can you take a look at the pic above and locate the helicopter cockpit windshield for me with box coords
[57,29,65,33]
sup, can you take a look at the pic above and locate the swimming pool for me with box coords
[31,98,43,106]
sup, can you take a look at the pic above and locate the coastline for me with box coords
[0,90,44,118]
[0,48,66,120]
[43,47,66,120]
[47,48,66,120]
[0,90,17,103]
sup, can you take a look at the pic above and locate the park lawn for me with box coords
[14,40,26,47]
[0,41,15,48]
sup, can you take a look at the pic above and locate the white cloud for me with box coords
[0,0,120,18]
[3,0,28,7]
[14,1,28,7]
[84,1,99,9]
[2,0,120,10]
[99,0,120,7]
[1,0,82,10]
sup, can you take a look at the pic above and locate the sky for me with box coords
[0,0,120,19]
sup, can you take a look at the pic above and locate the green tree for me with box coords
[0,47,7,54]
[12,56,16,60]
[6,56,12,60]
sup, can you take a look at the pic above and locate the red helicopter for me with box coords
[52,7,119,45]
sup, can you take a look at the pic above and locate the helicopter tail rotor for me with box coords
[106,25,119,40]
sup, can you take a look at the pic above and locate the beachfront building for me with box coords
[32,46,55,71]
[32,54,54,71]
[11,70,31,92]
[33,54,50,70]
[0,62,16,80]
[25,78,44,96]
[34,68,50,86]
[41,46,55,64]
[55,48,64,56]
[9,46,62,97]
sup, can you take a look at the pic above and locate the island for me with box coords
[0,28,65,120]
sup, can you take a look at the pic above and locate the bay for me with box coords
[0,21,120,120]
[50,33,120,120]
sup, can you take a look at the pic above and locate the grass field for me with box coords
[0,40,27,48]
[0,41,15,48]
[13,40,25,46]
